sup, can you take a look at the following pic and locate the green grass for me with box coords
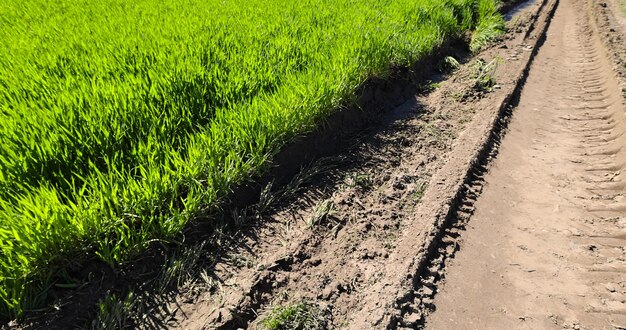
[0,0,503,319]
[470,0,506,52]
[263,302,327,330]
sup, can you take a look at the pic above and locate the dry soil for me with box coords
[427,0,626,329]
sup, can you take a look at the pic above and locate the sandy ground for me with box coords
[166,0,560,328]
[426,0,626,329]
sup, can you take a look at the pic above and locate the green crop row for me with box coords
[0,0,503,318]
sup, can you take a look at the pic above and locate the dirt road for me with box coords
[427,0,626,329]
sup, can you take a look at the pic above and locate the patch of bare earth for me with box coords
[158,1,561,329]
[426,0,626,329]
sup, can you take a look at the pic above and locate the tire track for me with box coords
[427,0,626,328]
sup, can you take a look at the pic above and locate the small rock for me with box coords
[321,286,334,299]
[308,258,322,266]
[599,2,607,7]
[606,283,617,292]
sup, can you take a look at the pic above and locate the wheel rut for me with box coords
[426,0,626,328]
